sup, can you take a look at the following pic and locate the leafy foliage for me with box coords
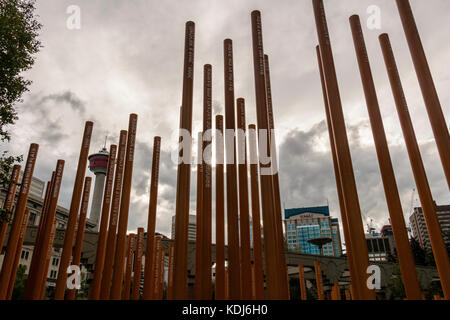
[0,0,42,141]
[11,264,27,300]
[0,0,42,210]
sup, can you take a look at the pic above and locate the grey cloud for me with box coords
[40,91,86,115]
[279,120,450,234]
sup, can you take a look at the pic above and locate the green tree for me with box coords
[10,264,27,300]
[0,0,41,222]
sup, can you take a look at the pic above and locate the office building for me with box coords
[171,214,196,241]
[409,202,450,250]
[284,205,342,257]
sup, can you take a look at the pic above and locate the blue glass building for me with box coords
[284,205,342,257]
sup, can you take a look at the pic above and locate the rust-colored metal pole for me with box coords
[349,16,422,300]
[224,268,229,299]
[24,173,54,300]
[312,0,374,300]
[100,130,127,299]
[67,177,92,300]
[32,175,55,300]
[89,144,117,300]
[39,219,57,300]
[379,33,450,299]
[110,114,138,300]
[167,243,175,300]
[25,159,64,300]
[173,21,195,300]
[223,38,242,300]
[314,261,324,300]
[251,11,287,299]
[0,164,21,251]
[6,209,30,299]
[55,121,93,300]
[153,236,162,299]
[236,98,252,300]
[143,136,161,300]
[316,45,358,298]
[395,0,450,188]
[264,54,290,298]
[194,132,204,300]
[123,234,136,300]
[201,64,213,300]
[248,124,265,300]
[215,115,226,300]
[298,264,307,301]
[0,143,39,299]
[345,289,351,300]
[158,247,166,300]
[334,284,341,300]
[132,227,144,300]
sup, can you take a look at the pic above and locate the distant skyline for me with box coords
[3,0,449,240]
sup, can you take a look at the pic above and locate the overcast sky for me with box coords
[4,0,449,242]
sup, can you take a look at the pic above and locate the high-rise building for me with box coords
[284,205,342,257]
[171,214,196,241]
[409,202,450,250]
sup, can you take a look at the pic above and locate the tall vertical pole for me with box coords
[224,268,229,299]
[316,45,358,298]
[6,209,30,299]
[0,164,21,250]
[215,115,226,300]
[39,219,57,299]
[349,16,422,300]
[173,21,195,300]
[298,264,307,301]
[110,114,138,300]
[333,283,341,300]
[194,132,204,299]
[132,227,145,300]
[312,0,374,299]
[24,172,54,299]
[345,289,351,300]
[395,0,450,188]
[202,64,213,299]
[314,261,324,300]
[223,38,241,300]
[264,54,290,297]
[89,144,117,300]
[123,234,136,300]
[143,136,161,299]
[32,176,53,273]
[236,98,252,299]
[167,243,175,300]
[379,33,450,299]
[0,143,39,299]
[153,236,162,299]
[158,247,166,300]
[100,130,128,299]
[251,11,287,299]
[66,177,92,300]
[55,121,93,300]
[25,159,64,300]
[248,124,265,300]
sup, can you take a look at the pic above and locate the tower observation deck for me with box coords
[88,147,109,230]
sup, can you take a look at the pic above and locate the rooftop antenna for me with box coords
[103,135,108,149]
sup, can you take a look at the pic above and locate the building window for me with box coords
[21,250,29,260]
[52,258,59,266]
